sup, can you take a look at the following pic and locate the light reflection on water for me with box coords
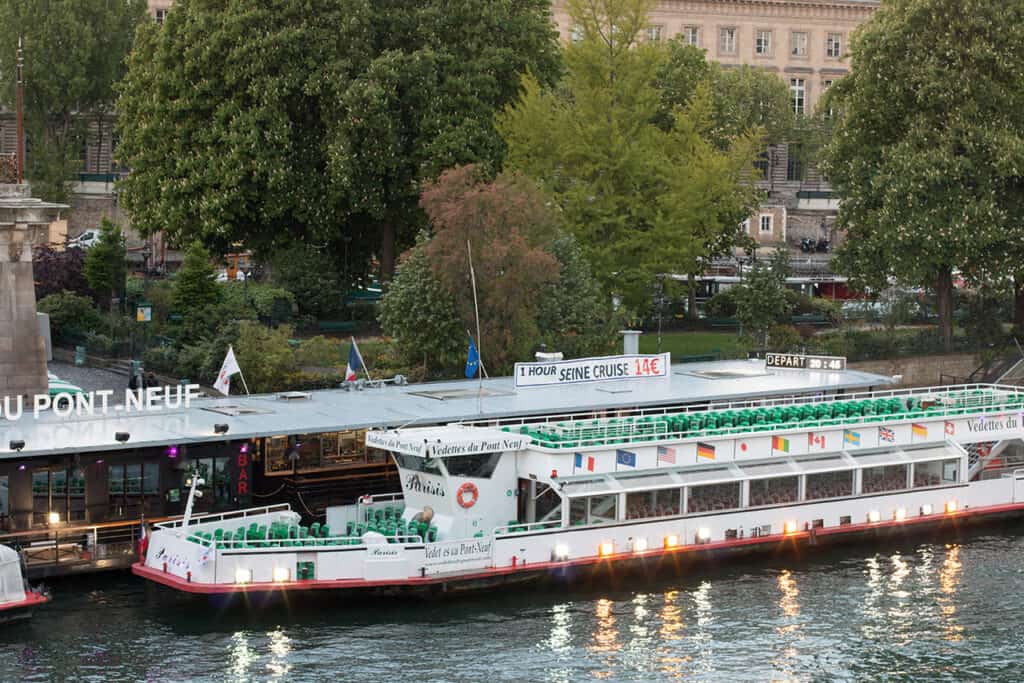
[3,528,1024,682]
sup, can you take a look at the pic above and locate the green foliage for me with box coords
[822,0,1024,350]
[294,336,343,369]
[83,219,126,307]
[961,288,1011,356]
[733,255,792,346]
[172,241,221,320]
[537,233,619,358]
[233,321,297,393]
[220,282,295,324]
[269,244,345,320]
[767,324,802,352]
[36,292,104,343]
[379,231,467,375]
[498,0,760,314]
[703,289,740,318]
[116,0,561,281]
[0,0,146,201]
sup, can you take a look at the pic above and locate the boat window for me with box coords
[749,475,799,506]
[626,488,682,519]
[443,453,502,479]
[805,469,854,500]
[570,497,588,525]
[912,458,959,487]
[861,464,908,493]
[687,482,740,514]
[392,453,444,477]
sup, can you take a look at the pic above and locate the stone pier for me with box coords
[0,184,66,401]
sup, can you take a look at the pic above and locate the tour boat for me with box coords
[133,383,1024,596]
[0,544,48,623]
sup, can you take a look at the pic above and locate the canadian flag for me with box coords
[213,346,241,396]
[808,433,826,449]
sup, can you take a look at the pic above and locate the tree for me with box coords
[116,0,561,285]
[536,232,619,358]
[822,0,1024,351]
[172,241,221,318]
[378,231,465,375]
[421,165,560,372]
[33,245,92,300]
[270,244,347,321]
[83,219,126,309]
[0,0,147,201]
[498,0,760,315]
[733,251,792,347]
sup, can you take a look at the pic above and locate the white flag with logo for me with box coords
[213,345,241,396]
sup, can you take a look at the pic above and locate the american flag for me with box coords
[657,445,676,464]
[879,427,895,443]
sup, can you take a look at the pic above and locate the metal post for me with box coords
[15,36,24,184]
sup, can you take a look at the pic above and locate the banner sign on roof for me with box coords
[514,353,671,389]
[365,429,530,457]
[765,353,847,371]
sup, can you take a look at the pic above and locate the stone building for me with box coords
[551,0,880,253]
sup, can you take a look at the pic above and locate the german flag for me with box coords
[696,442,716,460]
[912,423,928,439]
[771,435,790,453]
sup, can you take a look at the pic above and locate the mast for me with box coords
[15,36,24,183]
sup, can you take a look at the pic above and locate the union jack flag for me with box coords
[879,427,895,443]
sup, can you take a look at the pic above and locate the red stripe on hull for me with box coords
[133,502,1024,595]
[0,591,48,612]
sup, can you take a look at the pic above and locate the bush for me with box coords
[37,292,105,343]
[294,336,341,369]
[704,288,739,318]
[767,324,802,351]
[220,282,296,324]
[172,241,221,317]
[142,346,178,375]
[83,331,115,356]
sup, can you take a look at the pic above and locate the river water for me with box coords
[4,523,1024,682]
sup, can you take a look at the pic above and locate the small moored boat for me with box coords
[0,544,48,623]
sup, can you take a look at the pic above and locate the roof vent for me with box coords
[277,391,312,401]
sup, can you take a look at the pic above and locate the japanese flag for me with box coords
[213,346,241,396]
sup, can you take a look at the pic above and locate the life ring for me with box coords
[456,482,479,509]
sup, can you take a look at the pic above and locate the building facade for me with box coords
[552,0,880,253]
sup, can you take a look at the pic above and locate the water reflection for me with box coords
[690,580,714,676]
[546,602,573,653]
[266,628,292,681]
[938,544,964,642]
[657,590,688,678]
[590,597,620,679]
[229,631,253,680]
[772,570,804,680]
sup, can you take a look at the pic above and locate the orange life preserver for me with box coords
[456,482,479,509]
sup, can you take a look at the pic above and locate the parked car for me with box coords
[67,230,101,249]
[215,270,247,282]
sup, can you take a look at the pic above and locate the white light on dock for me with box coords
[234,568,252,584]
[945,500,958,514]
[663,534,679,549]
[783,520,798,535]
[894,508,907,521]
[696,527,711,543]
[631,537,648,553]
[867,510,881,523]
[272,567,290,583]
[552,544,570,561]
[47,511,60,525]
[598,542,614,557]
[920,504,934,516]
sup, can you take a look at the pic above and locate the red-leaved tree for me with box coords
[421,165,560,372]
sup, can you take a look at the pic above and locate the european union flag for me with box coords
[465,335,480,379]
[616,449,637,468]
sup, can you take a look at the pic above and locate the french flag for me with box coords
[574,452,595,473]
[345,340,365,382]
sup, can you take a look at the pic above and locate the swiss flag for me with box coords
[944,421,955,436]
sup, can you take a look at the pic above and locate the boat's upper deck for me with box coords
[497,384,1024,450]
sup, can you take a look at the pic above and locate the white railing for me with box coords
[493,519,562,535]
[155,504,292,531]
[186,532,426,553]
[477,384,1024,450]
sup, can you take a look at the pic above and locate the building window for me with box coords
[570,24,584,43]
[790,78,806,115]
[791,31,808,57]
[719,27,737,55]
[760,214,774,234]
[827,33,842,58]
[787,145,804,181]
[646,25,664,42]
[154,9,167,24]
[740,218,751,233]
[682,26,700,46]
[822,80,835,117]
[753,150,770,179]
[755,30,772,56]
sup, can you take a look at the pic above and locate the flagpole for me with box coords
[236,367,251,395]
[467,241,484,411]
[352,336,373,383]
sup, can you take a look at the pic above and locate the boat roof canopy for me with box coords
[364,425,530,458]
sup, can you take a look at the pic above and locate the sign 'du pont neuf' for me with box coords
[513,353,671,389]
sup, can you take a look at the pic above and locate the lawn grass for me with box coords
[638,331,746,359]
